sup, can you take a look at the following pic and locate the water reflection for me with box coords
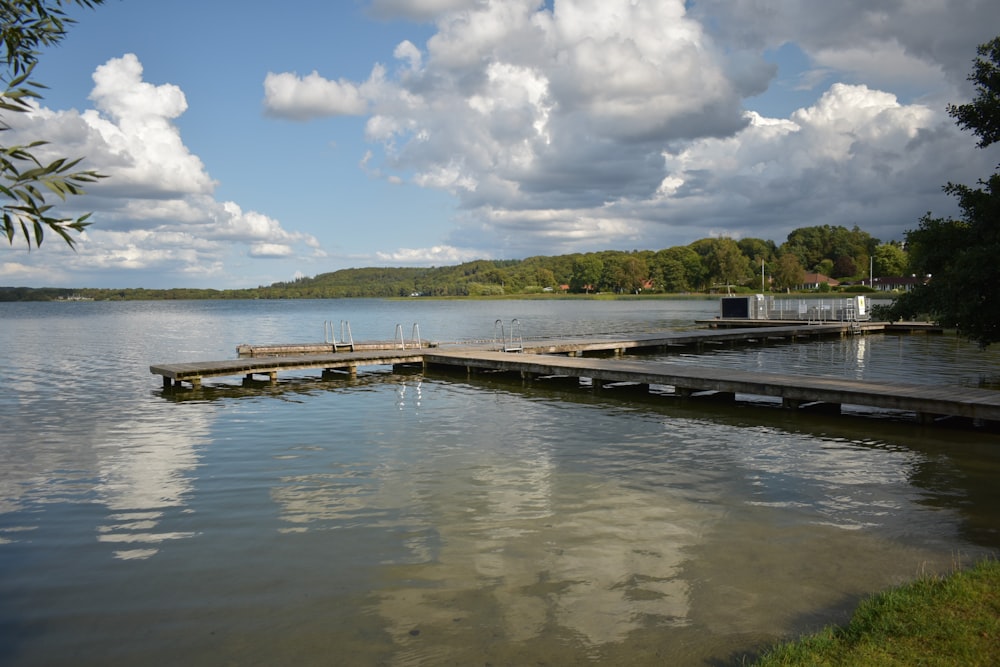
[93,418,204,559]
[373,470,707,656]
[655,333,1000,387]
[5,300,1000,666]
[0,404,209,560]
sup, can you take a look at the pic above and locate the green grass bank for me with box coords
[753,559,1000,666]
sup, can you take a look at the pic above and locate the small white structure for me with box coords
[720,295,871,322]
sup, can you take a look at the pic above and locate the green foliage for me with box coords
[873,242,909,276]
[2,0,106,249]
[780,224,876,280]
[652,245,702,292]
[689,237,753,289]
[948,37,1000,148]
[2,223,905,300]
[570,254,603,292]
[889,35,1000,348]
[773,253,805,290]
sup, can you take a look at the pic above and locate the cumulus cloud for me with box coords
[269,0,759,212]
[375,244,486,265]
[261,0,1000,262]
[5,54,320,283]
[263,71,369,120]
[688,0,1000,98]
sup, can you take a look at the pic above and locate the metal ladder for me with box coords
[494,318,523,352]
[325,320,355,351]
[394,323,422,349]
[842,305,863,335]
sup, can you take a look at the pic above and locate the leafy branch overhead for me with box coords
[1,0,106,250]
[889,35,1000,348]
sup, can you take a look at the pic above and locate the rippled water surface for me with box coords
[2,299,999,666]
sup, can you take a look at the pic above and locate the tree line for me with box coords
[1,223,914,301]
[222,223,907,298]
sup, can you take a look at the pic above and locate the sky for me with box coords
[3,0,1000,289]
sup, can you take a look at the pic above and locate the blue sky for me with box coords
[3,0,1000,288]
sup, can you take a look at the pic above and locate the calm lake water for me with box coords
[2,298,999,666]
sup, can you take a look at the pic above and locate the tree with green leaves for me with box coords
[652,246,702,292]
[690,237,752,290]
[773,253,805,291]
[2,0,105,249]
[872,242,908,277]
[570,254,603,293]
[889,36,1000,348]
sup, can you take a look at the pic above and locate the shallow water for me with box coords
[1,299,999,666]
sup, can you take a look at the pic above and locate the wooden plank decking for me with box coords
[152,323,857,389]
[422,349,1000,424]
[150,324,1000,425]
[151,349,426,389]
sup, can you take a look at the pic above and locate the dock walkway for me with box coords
[152,323,855,389]
[422,349,1000,424]
[150,322,999,425]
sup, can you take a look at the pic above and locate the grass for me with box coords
[753,559,1000,666]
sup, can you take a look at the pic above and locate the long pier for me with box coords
[150,323,858,389]
[149,322,999,425]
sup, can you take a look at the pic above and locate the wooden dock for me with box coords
[151,349,427,389]
[422,349,1000,425]
[153,323,857,389]
[150,323,1000,425]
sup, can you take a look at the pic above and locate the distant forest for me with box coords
[2,224,911,301]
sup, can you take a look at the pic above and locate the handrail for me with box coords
[394,323,423,349]
[494,318,523,352]
[325,320,355,351]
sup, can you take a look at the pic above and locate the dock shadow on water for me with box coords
[3,299,1000,666]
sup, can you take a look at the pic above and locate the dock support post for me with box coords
[347,366,357,379]
[592,378,604,391]
[163,376,172,389]
[191,377,202,390]
[676,386,694,399]
[268,371,277,385]
[783,397,802,410]
[521,371,536,382]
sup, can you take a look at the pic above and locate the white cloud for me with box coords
[688,0,1000,99]
[263,71,368,120]
[250,0,999,262]
[375,244,487,264]
[394,40,423,70]
[249,243,295,258]
[3,54,320,283]
[368,0,480,21]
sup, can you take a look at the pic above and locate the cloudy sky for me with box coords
[3,0,999,289]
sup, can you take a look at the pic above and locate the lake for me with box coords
[2,298,999,666]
